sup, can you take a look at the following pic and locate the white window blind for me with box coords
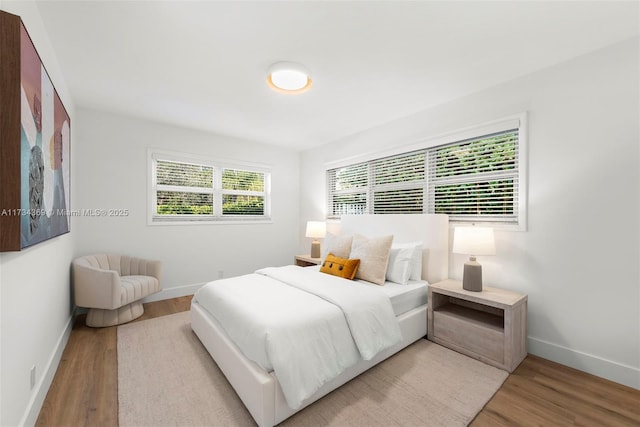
[156,160,214,215]
[327,163,369,216]
[326,118,523,226]
[221,169,267,216]
[427,129,519,223]
[150,151,271,222]
[371,151,425,214]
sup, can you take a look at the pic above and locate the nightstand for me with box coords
[427,279,527,372]
[294,255,322,267]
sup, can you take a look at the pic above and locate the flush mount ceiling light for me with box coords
[267,62,312,94]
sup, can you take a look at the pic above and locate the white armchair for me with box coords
[72,254,162,327]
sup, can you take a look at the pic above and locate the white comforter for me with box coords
[193,265,401,409]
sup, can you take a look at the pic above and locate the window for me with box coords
[327,116,525,227]
[327,151,426,216]
[427,130,519,223]
[150,150,271,223]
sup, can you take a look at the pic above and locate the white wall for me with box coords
[0,3,300,424]
[0,1,77,426]
[0,5,635,426]
[300,38,640,388]
[73,109,300,297]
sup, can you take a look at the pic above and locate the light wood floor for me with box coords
[36,296,640,426]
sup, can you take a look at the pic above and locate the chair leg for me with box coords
[85,301,145,327]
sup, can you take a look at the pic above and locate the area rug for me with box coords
[118,311,508,426]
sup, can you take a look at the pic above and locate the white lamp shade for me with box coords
[452,227,496,256]
[305,221,326,239]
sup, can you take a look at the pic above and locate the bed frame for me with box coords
[191,214,449,426]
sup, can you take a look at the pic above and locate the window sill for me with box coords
[449,220,526,232]
[148,216,273,226]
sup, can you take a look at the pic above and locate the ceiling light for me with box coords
[267,62,312,94]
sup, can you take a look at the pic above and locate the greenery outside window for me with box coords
[326,115,525,228]
[150,150,271,223]
[427,130,519,223]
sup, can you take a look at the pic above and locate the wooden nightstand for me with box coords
[427,279,527,372]
[294,255,322,267]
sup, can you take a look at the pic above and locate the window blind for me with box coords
[156,160,214,215]
[427,129,519,222]
[371,151,425,214]
[326,123,521,225]
[151,154,270,221]
[327,163,369,216]
[221,169,266,216]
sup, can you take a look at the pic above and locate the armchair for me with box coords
[72,254,162,327]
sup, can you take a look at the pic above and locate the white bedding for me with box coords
[193,265,401,410]
[307,265,429,316]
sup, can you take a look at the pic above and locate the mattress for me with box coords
[307,266,428,316]
[363,279,428,316]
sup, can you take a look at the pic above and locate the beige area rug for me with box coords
[118,311,508,426]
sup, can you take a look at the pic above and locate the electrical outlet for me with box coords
[30,366,36,389]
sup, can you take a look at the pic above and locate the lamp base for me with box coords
[462,256,483,292]
[310,241,321,258]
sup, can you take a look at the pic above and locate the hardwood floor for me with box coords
[36,296,640,426]
[35,296,192,427]
[471,355,640,426]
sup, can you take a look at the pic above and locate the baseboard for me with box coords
[20,308,76,427]
[142,282,206,303]
[528,336,640,390]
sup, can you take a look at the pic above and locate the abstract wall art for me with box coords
[0,11,71,251]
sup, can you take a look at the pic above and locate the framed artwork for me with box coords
[0,11,71,251]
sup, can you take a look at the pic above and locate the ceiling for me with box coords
[34,1,639,151]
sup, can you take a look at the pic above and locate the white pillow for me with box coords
[322,232,353,260]
[402,241,423,281]
[349,234,394,286]
[386,245,415,285]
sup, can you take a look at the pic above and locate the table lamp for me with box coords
[452,226,495,292]
[305,221,326,258]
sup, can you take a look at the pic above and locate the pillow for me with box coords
[349,234,394,285]
[393,242,423,281]
[322,232,353,259]
[386,246,414,285]
[408,242,423,281]
[320,253,360,280]
[386,242,423,284]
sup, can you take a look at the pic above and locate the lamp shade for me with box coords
[452,227,496,256]
[305,221,326,239]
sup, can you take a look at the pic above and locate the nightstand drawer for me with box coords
[433,305,504,363]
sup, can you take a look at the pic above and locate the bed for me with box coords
[190,214,449,426]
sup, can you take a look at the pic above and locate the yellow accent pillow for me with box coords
[320,253,360,280]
